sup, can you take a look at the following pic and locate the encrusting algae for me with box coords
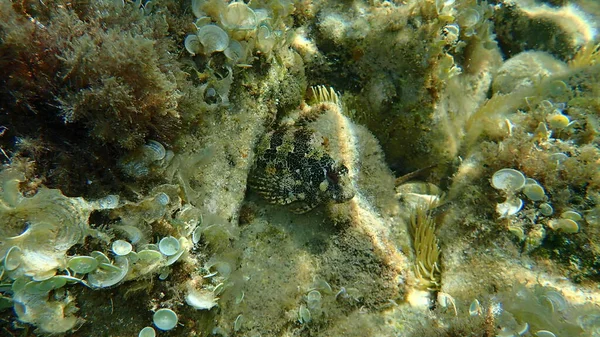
[0,0,600,336]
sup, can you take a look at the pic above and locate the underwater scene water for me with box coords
[0,0,599,336]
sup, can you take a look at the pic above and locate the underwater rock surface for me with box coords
[0,0,599,336]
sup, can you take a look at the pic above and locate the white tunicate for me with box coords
[491,168,526,192]
[159,236,181,256]
[112,240,133,256]
[114,225,143,244]
[496,196,523,217]
[298,304,311,323]
[192,225,203,244]
[548,218,579,233]
[234,314,243,332]
[561,210,582,221]
[67,256,99,274]
[185,34,202,55]
[197,24,229,54]
[535,330,556,337]
[307,290,322,310]
[87,256,129,288]
[137,249,163,264]
[256,24,276,54]
[194,16,212,29]
[139,326,156,337]
[224,40,245,63]
[539,203,554,216]
[459,8,480,28]
[191,0,206,18]
[542,290,567,312]
[549,152,568,163]
[153,308,178,331]
[220,2,257,31]
[4,246,22,271]
[523,183,545,201]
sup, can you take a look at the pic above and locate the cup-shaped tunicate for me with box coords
[548,218,579,233]
[153,308,178,331]
[91,250,111,264]
[542,290,567,312]
[220,2,257,31]
[198,24,229,54]
[137,249,164,264]
[256,24,276,54]
[491,168,526,192]
[523,183,545,201]
[496,196,523,217]
[194,16,212,29]
[536,330,557,337]
[68,256,99,274]
[459,8,480,28]
[24,277,67,295]
[191,0,206,18]
[165,238,186,266]
[139,326,156,337]
[306,290,322,310]
[4,246,22,271]
[185,34,202,56]
[224,40,245,63]
[549,152,568,165]
[112,240,133,256]
[539,203,554,216]
[159,236,180,256]
[87,256,129,288]
[298,304,311,324]
[234,314,243,332]
[561,210,582,221]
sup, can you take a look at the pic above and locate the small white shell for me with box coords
[491,168,526,192]
[197,24,230,54]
